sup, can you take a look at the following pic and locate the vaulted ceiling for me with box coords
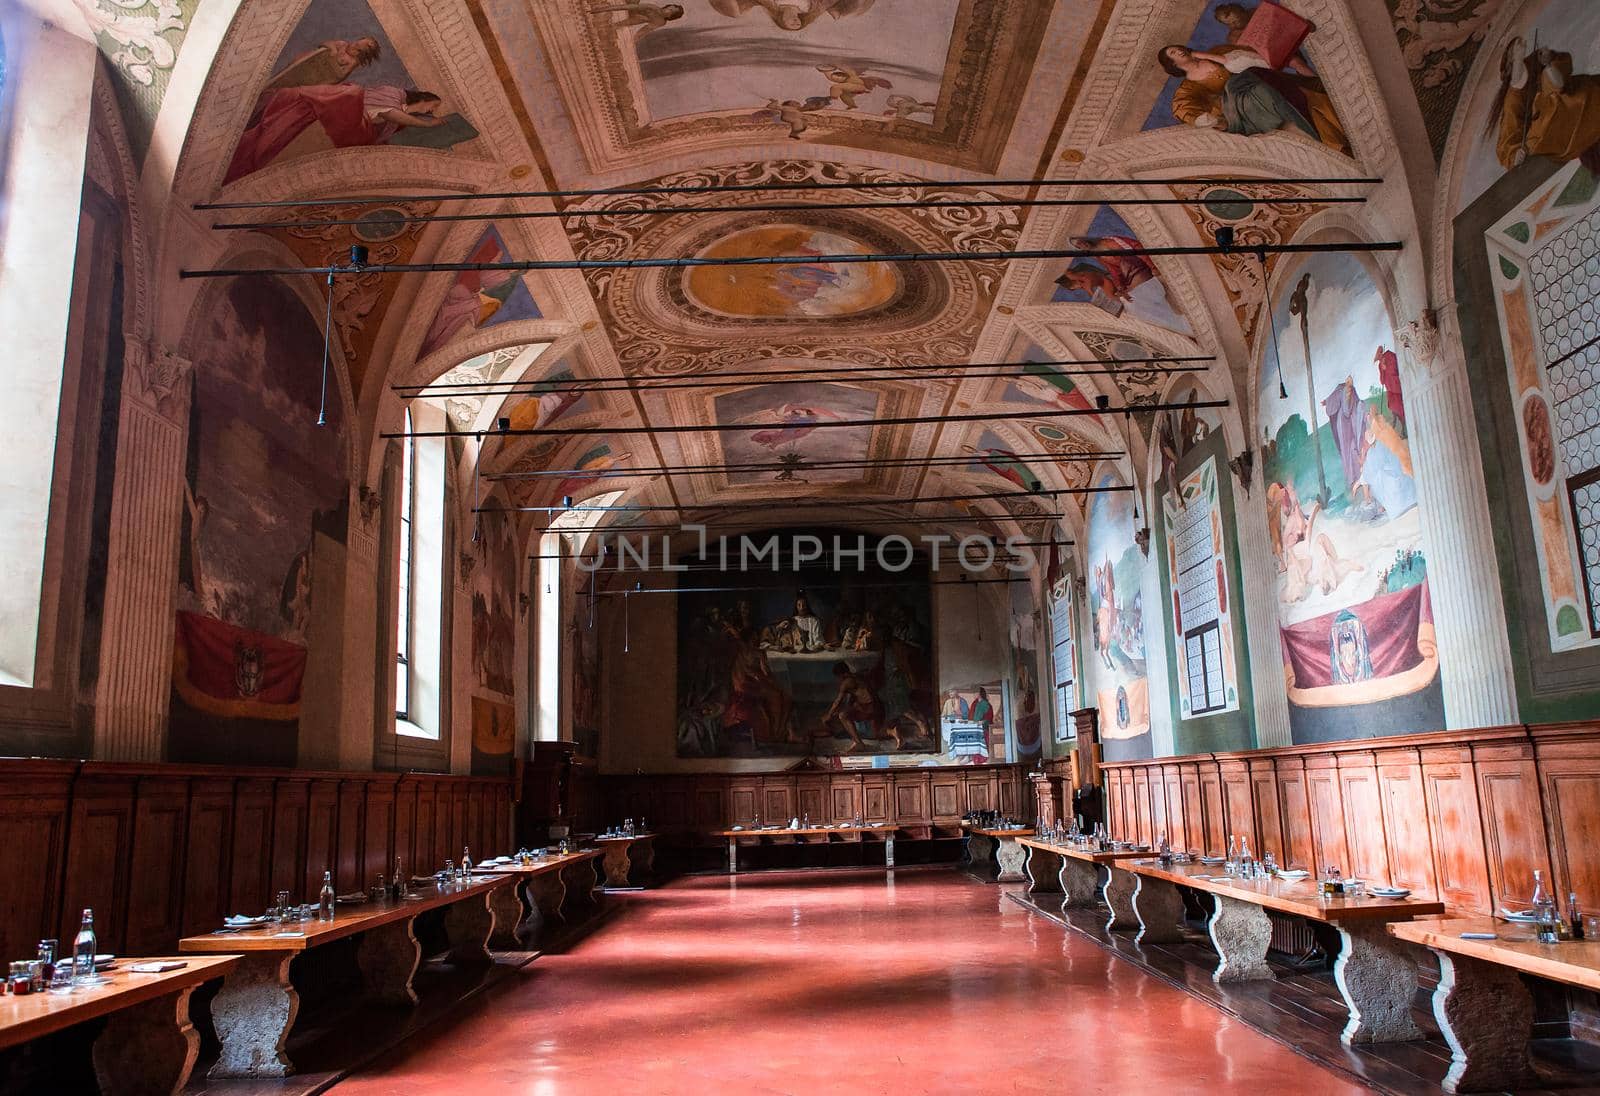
[70,0,1468,552]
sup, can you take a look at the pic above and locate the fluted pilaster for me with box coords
[1232,462,1293,748]
[92,344,192,760]
[1402,315,1518,728]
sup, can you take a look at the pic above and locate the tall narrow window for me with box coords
[395,414,415,720]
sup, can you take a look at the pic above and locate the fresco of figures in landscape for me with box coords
[223,0,477,183]
[1009,579,1044,758]
[714,382,878,485]
[172,277,349,763]
[676,561,936,759]
[471,514,517,699]
[1145,0,1350,156]
[1084,466,1151,759]
[1453,0,1600,216]
[1052,206,1192,336]
[571,613,602,759]
[1260,251,1443,743]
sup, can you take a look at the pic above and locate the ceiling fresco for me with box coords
[77,0,1487,541]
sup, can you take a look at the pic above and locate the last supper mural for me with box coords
[1259,250,1443,744]
[675,539,936,758]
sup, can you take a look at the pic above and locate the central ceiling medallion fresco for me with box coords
[684,224,901,319]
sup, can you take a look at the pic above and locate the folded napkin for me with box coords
[130,961,187,973]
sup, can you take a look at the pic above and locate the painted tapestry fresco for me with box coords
[172,277,349,764]
[471,516,517,698]
[1260,252,1443,743]
[223,0,477,184]
[1145,0,1350,156]
[1452,0,1600,215]
[1085,466,1150,757]
[1162,455,1239,720]
[676,551,936,759]
[1052,206,1193,337]
[714,382,877,485]
[1008,579,1043,758]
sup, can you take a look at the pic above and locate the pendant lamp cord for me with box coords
[1260,248,1288,399]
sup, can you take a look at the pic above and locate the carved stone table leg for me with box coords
[1335,924,1424,1045]
[967,833,996,879]
[93,986,199,1096]
[488,878,529,949]
[1133,876,1186,945]
[885,835,896,868]
[560,859,599,921]
[1025,846,1064,895]
[1060,858,1100,909]
[1103,866,1138,931]
[445,890,495,966]
[602,844,632,888]
[994,837,1028,883]
[208,953,298,1079]
[357,917,421,1007]
[528,869,567,944]
[1432,951,1537,1092]
[1208,896,1275,983]
[637,837,656,878]
[728,837,738,875]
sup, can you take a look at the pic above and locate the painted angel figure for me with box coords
[882,95,936,121]
[750,96,832,139]
[590,3,686,33]
[743,403,851,448]
[707,0,875,31]
[817,64,891,110]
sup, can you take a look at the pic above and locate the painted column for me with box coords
[1232,460,1292,748]
[1400,313,1518,728]
[92,343,192,761]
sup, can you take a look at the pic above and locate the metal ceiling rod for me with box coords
[485,485,1124,514]
[524,514,1070,533]
[488,452,1124,479]
[391,356,1213,393]
[398,366,1205,397]
[213,193,1367,232]
[193,174,1381,211]
[384,398,1228,439]
[181,240,1400,280]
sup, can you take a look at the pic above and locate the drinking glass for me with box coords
[47,963,73,995]
[276,891,294,924]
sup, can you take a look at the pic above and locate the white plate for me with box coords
[1275,870,1310,880]
[225,916,269,927]
[1371,888,1411,898]
[1499,909,1540,923]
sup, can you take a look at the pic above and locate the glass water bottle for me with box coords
[319,871,336,921]
[73,909,100,985]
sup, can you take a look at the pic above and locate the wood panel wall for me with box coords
[600,764,1028,840]
[0,760,513,964]
[1100,724,1600,916]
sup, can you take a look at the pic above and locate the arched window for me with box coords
[391,404,445,745]
[396,413,415,719]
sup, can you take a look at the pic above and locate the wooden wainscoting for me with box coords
[600,764,1029,840]
[0,759,513,965]
[1100,724,1600,916]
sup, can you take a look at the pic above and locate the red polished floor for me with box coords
[330,870,1369,1095]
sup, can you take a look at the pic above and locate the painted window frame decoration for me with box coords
[1163,456,1239,719]
[1049,576,1076,742]
[1486,162,1600,650]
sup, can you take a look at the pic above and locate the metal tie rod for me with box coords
[181,241,1400,280]
[193,174,1382,211]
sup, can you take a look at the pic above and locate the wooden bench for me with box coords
[0,955,237,1096]
[593,834,657,888]
[1389,916,1600,1093]
[713,826,897,874]
[1122,859,1444,1045]
[179,875,512,1078]
[961,825,1035,883]
[472,849,605,946]
[1015,836,1149,918]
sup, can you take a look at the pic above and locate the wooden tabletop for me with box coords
[469,849,603,875]
[1388,917,1600,992]
[713,826,893,838]
[1016,836,1151,864]
[179,875,510,953]
[962,825,1036,838]
[0,955,239,1051]
[1124,859,1445,924]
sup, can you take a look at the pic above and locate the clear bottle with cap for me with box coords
[72,909,100,985]
[319,871,336,921]
[461,846,473,879]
